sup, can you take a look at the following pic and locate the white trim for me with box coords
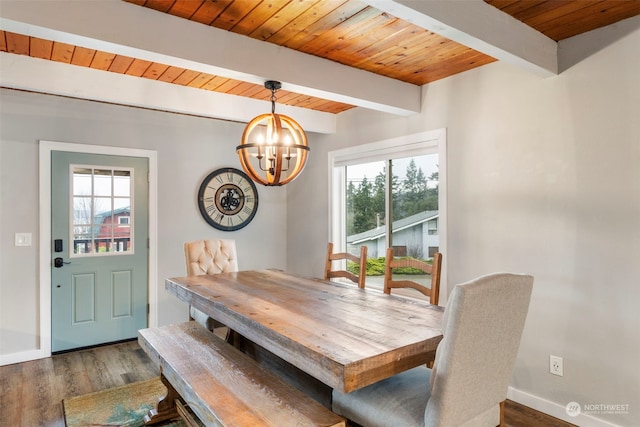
[438,129,447,304]
[329,164,347,258]
[330,130,443,167]
[508,387,624,427]
[0,349,45,366]
[327,129,448,303]
[3,141,158,365]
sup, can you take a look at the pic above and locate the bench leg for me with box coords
[143,374,180,425]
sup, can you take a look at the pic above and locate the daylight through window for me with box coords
[329,130,446,293]
[71,166,133,256]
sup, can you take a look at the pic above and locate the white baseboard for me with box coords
[508,387,623,427]
[0,348,49,366]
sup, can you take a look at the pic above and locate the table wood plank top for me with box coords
[165,269,443,393]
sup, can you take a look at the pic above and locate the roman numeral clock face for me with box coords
[198,168,259,231]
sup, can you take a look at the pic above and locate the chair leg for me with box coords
[499,400,505,427]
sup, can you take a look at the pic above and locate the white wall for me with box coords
[0,91,290,358]
[287,22,640,427]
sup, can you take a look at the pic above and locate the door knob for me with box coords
[54,257,71,268]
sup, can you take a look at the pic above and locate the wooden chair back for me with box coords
[384,248,442,305]
[324,242,368,288]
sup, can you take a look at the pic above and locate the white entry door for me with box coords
[51,151,149,352]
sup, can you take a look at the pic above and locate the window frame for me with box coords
[327,129,447,292]
[69,164,135,258]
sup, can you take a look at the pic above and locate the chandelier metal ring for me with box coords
[236,81,310,186]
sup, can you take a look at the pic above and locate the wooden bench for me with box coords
[138,321,345,427]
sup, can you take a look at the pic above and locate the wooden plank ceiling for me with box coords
[1,0,639,114]
[486,0,640,41]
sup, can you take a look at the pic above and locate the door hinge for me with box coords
[147,303,150,315]
[147,238,150,248]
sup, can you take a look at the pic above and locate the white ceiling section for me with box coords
[0,0,571,132]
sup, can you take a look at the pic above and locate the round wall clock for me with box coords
[197,167,259,231]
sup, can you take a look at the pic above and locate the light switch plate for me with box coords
[15,233,32,247]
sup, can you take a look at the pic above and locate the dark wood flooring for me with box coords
[0,340,574,427]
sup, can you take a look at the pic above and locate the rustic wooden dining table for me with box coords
[165,269,443,394]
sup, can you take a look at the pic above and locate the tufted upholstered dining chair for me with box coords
[332,272,534,427]
[324,242,368,288]
[184,239,238,333]
[384,248,442,305]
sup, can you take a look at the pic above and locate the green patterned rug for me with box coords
[63,378,187,427]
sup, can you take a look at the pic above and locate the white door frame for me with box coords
[38,140,158,358]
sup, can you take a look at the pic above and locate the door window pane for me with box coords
[93,169,113,196]
[71,166,133,257]
[114,170,131,197]
[72,197,92,225]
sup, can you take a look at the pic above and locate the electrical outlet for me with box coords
[550,355,563,376]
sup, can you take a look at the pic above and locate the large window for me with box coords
[329,130,446,291]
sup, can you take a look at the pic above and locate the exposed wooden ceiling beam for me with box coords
[0,51,337,134]
[0,0,422,121]
[364,0,558,78]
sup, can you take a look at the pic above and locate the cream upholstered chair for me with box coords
[184,239,238,332]
[384,248,442,305]
[324,242,368,288]
[332,273,534,427]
